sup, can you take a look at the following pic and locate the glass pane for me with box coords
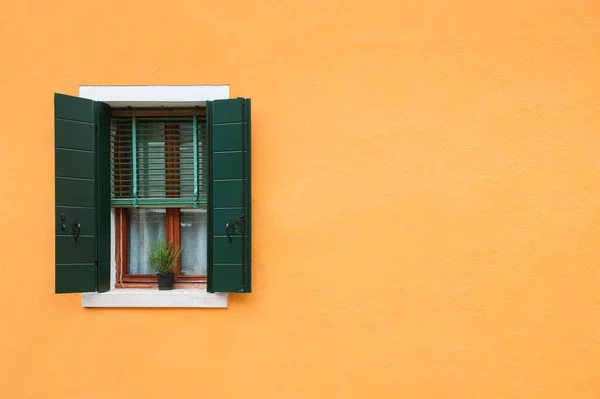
[128,209,166,274]
[180,210,207,275]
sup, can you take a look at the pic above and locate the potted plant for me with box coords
[148,239,182,290]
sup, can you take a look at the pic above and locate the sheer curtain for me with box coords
[180,210,207,275]
[128,209,166,274]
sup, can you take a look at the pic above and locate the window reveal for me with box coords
[111,111,208,287]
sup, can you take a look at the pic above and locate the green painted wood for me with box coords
[210,264,244,293]
[55,149,95,179]
[207,102,214,291]
[213,152,244,180]
[207,98,252,293]
[55,178,95,207]
[213,208,246,235]
[55,265,96,293]
[55,120,95,151]
[243,99,252,293]
[55,207,95,236]
[110,198,207,207]
[213,236,243,264]
[193,116,199,205]
[213,180,244,207]
[131,116,138,207]
[212,124,243,151]
[110,116,206,208]
[55,94,95,122]
[54,93,110,293]
[212,99,244,124]
[96,101,112,292]
[56,236,96,264]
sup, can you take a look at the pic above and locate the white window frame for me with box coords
[79,85,229,308]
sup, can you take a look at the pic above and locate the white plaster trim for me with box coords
[79,85,230,107]
[82,289,228,308]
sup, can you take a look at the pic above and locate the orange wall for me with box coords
[1,1,600,398]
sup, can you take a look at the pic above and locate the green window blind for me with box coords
[110,115,207,208]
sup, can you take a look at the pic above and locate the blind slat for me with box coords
[110,115,207,208]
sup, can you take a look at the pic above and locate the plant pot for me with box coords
[157,273,174,290]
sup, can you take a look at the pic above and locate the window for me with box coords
[54,92,252,295]
[110,110,208,288]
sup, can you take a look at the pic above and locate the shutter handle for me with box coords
[75,217,81,247]
[225,215,246,248]
[60,214,67,231]
[226,221,233,247]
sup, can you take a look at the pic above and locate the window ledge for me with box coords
[81,289,227,308]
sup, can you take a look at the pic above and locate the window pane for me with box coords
[128,209,166,274]
[180,210,207,275]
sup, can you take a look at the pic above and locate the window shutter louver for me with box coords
[207,98,252,293]
[54,93,110,293]
[110,115,208,208]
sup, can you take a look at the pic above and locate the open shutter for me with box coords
[207,98,251,293]
[55,93,111,293]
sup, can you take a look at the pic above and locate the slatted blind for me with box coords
[110,115,207,208]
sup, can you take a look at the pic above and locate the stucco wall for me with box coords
[1,1,599,398]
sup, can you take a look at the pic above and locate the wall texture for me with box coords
[1,0,599,398]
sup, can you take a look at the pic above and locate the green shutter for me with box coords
[55,93,111,293]
[109,116,207,208]
[207,98,252,293]
[96,102,111,292]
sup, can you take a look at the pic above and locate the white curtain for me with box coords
[180,210,207,275]
[128,209,167,274]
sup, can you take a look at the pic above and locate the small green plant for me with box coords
[147,239,182,275]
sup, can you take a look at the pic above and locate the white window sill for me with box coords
[82,289,228,308]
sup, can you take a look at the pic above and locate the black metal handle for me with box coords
[61,214,67,231]
[226,221,233,247]
[75,218,81,247]
[225,215,246,248]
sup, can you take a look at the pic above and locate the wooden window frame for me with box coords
[114,208,206,288]
[112,107,207,289]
